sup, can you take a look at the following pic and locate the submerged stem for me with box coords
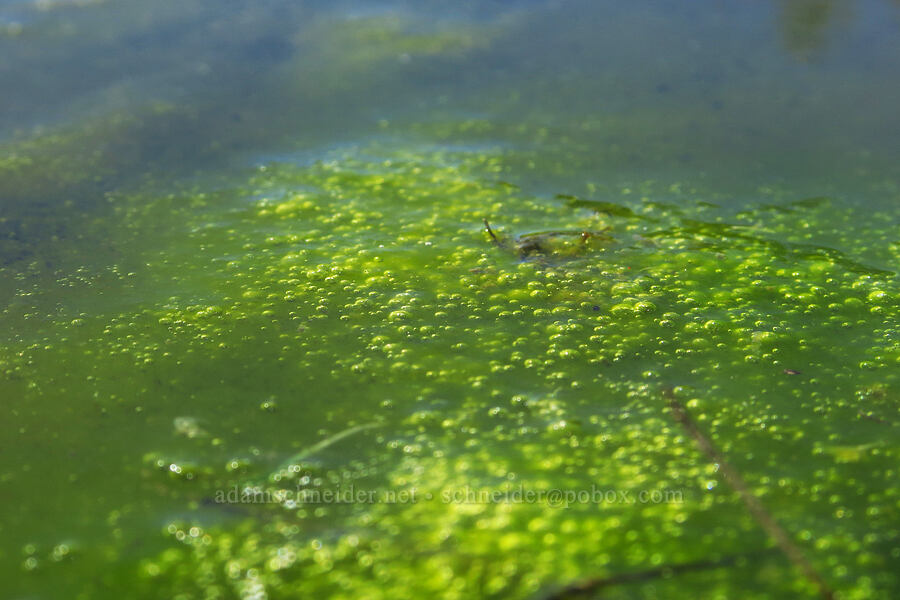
[540,551,773,599]
[279,421,383,468]
[664,388,835,600]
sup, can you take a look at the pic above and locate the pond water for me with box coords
[1,1,898,598]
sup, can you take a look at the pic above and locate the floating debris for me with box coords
[173,416,207,439]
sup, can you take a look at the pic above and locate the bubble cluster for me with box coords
[2,110,899,600]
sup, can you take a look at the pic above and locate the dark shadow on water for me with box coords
[777,0,849,60]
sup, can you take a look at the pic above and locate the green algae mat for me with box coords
[1,1,899,599]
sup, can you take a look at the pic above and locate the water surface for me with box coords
[1,1,899,598]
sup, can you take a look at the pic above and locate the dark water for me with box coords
[1,1,898,598]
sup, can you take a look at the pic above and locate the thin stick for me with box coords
[278,422,382,470]
[483,218,500,244]
[541,551,771,599]
[858,411,888,424]
[664,388,835,600]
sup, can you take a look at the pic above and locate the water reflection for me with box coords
[776,0,899,60]
[0,0,898,204]
[778,0,850,60]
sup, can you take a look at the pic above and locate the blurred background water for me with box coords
[2,0,898,189]
[1,1,899,598]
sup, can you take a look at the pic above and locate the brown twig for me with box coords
[540,551,772,599]
[664,388,835,600]
[483,218,500,244]
[858,411,888,424]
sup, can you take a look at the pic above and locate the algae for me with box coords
[1,1,899,599]
[3,140,898,598]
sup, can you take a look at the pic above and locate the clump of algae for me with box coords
[3,135,897,599]
[1,2,898,597]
